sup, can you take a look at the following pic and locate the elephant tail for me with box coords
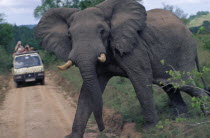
[195,55,209,93]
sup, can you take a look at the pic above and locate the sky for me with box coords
[0,0,210,25]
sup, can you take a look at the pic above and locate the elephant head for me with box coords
[35,0,146,132]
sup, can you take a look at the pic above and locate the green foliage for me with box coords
[190,21,210,34]
[34,0,142,19]
[34,0,106,19]
[0,14,13,73]
[0,23,13,49]
[79,0,105,9]
[160,59,165,65]
[163,66,210,89]
[9,25,40,52]
[0,46,12,74]
[39,50,57,66]
[34,0,75,19]
[193,27,210,51]
[202,38,210,50]
[191,96,210,112]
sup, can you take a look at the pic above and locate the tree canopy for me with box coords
[162,4,188,24]
[34,0,142,19]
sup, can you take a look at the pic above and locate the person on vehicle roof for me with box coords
[24,44,30,52]
[14,41,25,53]
[24,44,34,52]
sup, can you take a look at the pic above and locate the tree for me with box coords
[34,0,142,19]
[34,0,81,19]
[0,13,5,23]
[0,22,13,73]
[197,11,209,16]
[0,24,13,49]
[78,0,104,9]
[162,4,188,24]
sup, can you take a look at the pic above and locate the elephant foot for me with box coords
[143,116,158,129]
[64,133,83,138]
[171,104,188,117]
[98,125,105,132]
[143,121,157,129]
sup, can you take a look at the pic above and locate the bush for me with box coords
[190,21,210,34]
[0,46,12,74]
[39,50,57,67]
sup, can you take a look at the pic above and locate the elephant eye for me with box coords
[100,29,105,36]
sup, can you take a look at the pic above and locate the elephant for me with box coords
[35,0,209,137]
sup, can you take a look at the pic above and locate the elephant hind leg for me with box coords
[162,84,188,116]
[179,84,209,116]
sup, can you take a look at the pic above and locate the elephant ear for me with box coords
[35,8,79,61]
[96,0,146,56]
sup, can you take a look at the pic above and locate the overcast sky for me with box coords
[0,0,210,25]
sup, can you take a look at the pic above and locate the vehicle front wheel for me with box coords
[15,82,21,88]
[40,79,45,85]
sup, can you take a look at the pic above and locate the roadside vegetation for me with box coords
[188,12,210,28]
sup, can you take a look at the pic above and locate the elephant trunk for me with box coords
[77,56,105,132]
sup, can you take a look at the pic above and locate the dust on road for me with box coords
[0,73,77,138]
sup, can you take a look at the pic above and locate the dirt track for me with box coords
[0,74,78,138]
[0,73,141,138]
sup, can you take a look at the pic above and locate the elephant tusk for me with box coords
[98,53,106,63]
[57,60,73,71]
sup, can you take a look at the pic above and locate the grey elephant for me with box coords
[35,0,209,137]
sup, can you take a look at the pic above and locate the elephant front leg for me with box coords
[66,84,92,138]
[115,52,158,126]
[132,77,158,126]
[118,69,158,126]
[66,75,112,138]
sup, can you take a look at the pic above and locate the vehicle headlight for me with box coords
[15,75,22,79]
[37,72,44,76]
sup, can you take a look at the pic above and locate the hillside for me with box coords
[188,14,210,27]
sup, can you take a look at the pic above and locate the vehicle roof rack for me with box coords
[14,51,39,56]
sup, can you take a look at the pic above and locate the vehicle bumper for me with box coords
[13,72,45,83]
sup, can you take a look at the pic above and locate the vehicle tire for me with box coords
[40,79,45,85]
[15,82,20,88]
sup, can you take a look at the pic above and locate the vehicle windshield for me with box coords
[14,54,42,69]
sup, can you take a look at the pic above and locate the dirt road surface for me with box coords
[0,74,79,138]
[0,73,141,138]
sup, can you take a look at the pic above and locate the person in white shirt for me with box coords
[14,41,25,53]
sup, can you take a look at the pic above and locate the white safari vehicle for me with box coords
[12,51,45,87]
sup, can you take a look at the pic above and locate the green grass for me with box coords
[48,35,210,137]
[187,14,210,28]
[196,34,210,84]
